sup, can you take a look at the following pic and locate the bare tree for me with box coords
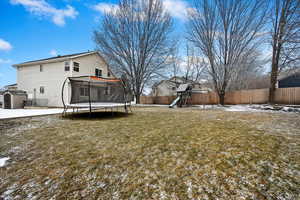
[269,0,300,103]
[166,42,182,81]
[188,0,268,105]
[93,0,173,103]
[184,43,207,82]
[228,50,268,91]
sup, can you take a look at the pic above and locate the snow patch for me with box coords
[224,105,255,112]
[0,108,64,119]
[0,157,10,167]
[135,104,169,107]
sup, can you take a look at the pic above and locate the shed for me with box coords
[1,90,27,109]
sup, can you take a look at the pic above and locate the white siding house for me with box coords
[14,51,113,107]
[151,76,212,96]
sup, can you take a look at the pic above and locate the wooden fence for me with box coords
[140,87,300,105]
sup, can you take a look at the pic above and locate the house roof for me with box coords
[68,76,122,83]
[152,76,186,88]
[176,84,190,92]
[0,89,26,95]
[153,76,207,89]
[13,51,100,67]
[4,83,17,88]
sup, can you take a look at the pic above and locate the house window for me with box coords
[105,86,110,95]
[73,62,80,72]
[95,68,102,77]
[40,65,43,72]
[172,87,176,90]
[80,87,89,96]
[65,61,70,71]
[108,71,111,77]
[40,86,45,94]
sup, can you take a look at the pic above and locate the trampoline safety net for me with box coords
[63,76,133,106]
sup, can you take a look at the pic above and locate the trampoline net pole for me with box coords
[88,80,92,115]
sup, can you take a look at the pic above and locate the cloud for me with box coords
[49,49,58,56]
[93,0,193,21]
[0,39,13,51]
[162,0,192,21]
[0,59,12,64]
[10,0,78,26]
[93,3,119,14]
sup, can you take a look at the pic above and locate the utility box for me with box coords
[1,90,27,109]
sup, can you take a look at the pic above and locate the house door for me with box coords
[4,93,11,109]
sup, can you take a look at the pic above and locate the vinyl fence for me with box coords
[140,87,300,105]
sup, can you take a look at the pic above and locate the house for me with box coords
[3,83,18,90]
[13,51,113,107]
[151,76,211,96]
[278,70,300,88]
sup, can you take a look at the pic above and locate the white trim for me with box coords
[13,51,99,67]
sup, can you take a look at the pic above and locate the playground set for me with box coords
[169,83,193,108]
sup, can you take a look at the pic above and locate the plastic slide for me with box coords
[169,96,181,108]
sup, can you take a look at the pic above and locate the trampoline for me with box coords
[61,76,133,116]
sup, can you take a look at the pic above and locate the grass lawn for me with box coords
[0,107,299,199]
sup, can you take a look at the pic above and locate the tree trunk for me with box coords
[269,4,287,104]
[218,91,225,105]
[269,39,281,104]
[269,62,278,104]
[135,93,140,104]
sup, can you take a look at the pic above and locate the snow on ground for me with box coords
[0,108,64,119]
[136,104,300,113]
[223,105,256,112]
[0,157,10,167]
[135,104,169,107]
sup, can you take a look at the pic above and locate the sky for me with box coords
[0,0,193,88]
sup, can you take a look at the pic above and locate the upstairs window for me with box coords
[80,87,89,96]
[40,86,45,94]
[40,65,43,72]
[73,62,79,72]
[95,68,102,77]
[65,61,70,71]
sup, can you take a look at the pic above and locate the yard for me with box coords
[0,107,299,199]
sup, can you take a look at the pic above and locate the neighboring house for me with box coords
[3,83,18,90]
[277,69,300,88]
[13,51,113,107]
[151,76,211,96]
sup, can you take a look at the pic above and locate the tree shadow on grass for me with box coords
[61,111,132,120]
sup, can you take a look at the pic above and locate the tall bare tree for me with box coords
[269,0,300,103]
[228,50,268,91]
[94,0,173,103]
[165,42,182,80]
[184,42,207,82]
[188,0,268,105]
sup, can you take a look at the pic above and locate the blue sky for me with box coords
[0,0,191,88]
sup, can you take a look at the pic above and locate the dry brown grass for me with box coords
[0,107,299,199]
